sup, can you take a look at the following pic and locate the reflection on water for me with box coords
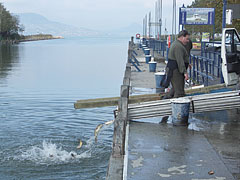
[0,37,128,179]
[0,45,20,79]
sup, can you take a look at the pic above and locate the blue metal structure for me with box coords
[129,50,142,72]
[140,39,224,86]
[222,0,227,29]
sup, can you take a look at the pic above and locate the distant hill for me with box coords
[16,13,104,37]
[16,13,142,38]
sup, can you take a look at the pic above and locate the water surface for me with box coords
[0,36,129,179]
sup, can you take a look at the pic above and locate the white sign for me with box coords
[226,9,233,25]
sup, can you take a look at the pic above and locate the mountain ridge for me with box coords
[16,13,142,38]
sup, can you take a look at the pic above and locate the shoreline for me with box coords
[0,34,64,44]
[19,34,64,42]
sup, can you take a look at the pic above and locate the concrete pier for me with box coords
[106,41,240,180]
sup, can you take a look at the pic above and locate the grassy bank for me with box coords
[19,34,63,42]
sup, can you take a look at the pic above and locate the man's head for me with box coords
[178,30,190,45]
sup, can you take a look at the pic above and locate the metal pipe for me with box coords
[127,91,240,120]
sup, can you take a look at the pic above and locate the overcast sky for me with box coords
[1,0,194,32]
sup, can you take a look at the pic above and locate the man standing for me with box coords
[164,30,190,98]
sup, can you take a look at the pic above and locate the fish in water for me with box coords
[77,140,83,149]
[94,124,103,143]
[105,120,114,125]
[94,120,114,143]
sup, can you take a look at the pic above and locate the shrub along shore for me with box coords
[19,34,64,42]
[0,34,64,44]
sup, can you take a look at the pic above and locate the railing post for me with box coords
[192,55,196,83]
[189,55,192,81]
[217,53,221,77]
[112,85,129,157]
[196,56,199,83]
[213,52,216,76]
[205,58,209,86]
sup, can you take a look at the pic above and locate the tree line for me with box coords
[0,3,23,40]
[185,0,240,38]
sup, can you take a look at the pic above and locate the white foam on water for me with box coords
[19,140,91,164]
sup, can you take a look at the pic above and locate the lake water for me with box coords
[0,36,129,179]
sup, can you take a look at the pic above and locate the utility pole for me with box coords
[145,14,148,38]
[143,18,145,38]
[172,0,176,40]
[159,0,162,40]
[155,1,158,38]
[149,12,151,38]
[143,14,148,38]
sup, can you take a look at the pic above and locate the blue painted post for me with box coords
[189,55,192,80]
[196,56,199,83]
[209,53,212,75]
[193,55,196,83]
[222,0,227,29]
[166,46,169,61]
[205,58,209,86]
[200,57,205,85]
[213,52,216,76]
[201,42,204,57]
[213,52,215,76]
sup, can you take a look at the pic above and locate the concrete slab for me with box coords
[192,110,240,180]
[126,46,240,180]
[130,62,166,89]
[127,122,235,180]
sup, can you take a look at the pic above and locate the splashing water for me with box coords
[14,122,113,166]
[19,140,92,165]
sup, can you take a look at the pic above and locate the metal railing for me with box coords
[147,39,224,86]
[190,42,223,86]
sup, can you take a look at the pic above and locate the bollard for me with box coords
[142,45,146,51]
[154,72,166,89]
[142,46,147,54]
[171,98,191,126]
[145,55,151,63]
[149,62,157,72]
[144,48,150,55]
